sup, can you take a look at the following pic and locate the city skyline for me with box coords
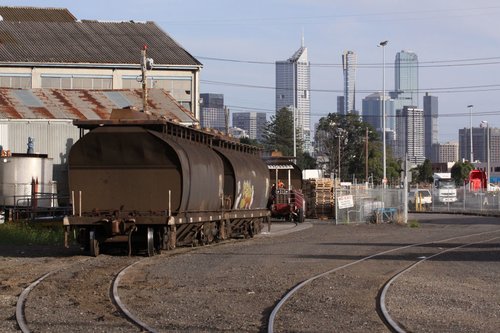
[4,0,500,144]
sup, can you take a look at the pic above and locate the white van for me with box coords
[408,189,432,209]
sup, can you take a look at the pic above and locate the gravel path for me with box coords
[0,214,498,332]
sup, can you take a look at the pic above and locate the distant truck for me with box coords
[469,169,487,192]
[408,189,432,210]
[432,173,458,204]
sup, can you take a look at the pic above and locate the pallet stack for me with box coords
[303,178,335,219]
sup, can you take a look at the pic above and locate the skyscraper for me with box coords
[200,93,225,131]
[393,50,419,108]
[342,50,357,115]
[275,39,311,152]
[423,93,439,161]
[232,112,267,141]
[362,92,395,132]
[395,106,425,165]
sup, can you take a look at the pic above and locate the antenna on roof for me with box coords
[301,28,304,47]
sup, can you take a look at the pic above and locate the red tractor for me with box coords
[268,186,305,223]
[263,155,305,223]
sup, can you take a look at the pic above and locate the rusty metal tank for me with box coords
[68,126,224,214]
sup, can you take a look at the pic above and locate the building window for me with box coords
[0,75,32,88]
[41,75,112,89]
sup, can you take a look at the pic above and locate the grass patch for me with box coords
[408,219,420,228]
[0,221,64,245]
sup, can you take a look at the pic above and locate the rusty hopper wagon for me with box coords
[64,109,270,256]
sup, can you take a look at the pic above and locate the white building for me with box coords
[275,39,311,152]
[395,106,425,165]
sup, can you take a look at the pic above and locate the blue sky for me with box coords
[3,0,500,142]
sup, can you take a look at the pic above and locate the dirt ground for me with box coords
[1,214,499,332]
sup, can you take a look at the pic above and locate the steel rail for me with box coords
[379,235,500,333]
[15,259,90,333]
[111,258,159,333]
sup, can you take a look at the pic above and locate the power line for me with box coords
[196,55,500,68]
[162,5,500,26]
[228,104,500,118]
[201,79,500,94]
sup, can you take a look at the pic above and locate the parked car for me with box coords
[408,189,432,210]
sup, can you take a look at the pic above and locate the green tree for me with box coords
[451,161,473,186]
[415,159,433,184]
[262,107,296,157]
[315,113,398,184]
[261,107,313,169]
[297,151,316,170]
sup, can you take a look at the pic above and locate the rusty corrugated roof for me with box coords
[0,6,76,22]
[0,11,201,66]
[0,88,198,124]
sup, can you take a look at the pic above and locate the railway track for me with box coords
[268,228,500,332]
[9,216,499,332]
[14,239,237,333]
[14,256,142,333]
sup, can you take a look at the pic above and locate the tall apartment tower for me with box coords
[433,142,458,163]
[200,93,225,131]
[342,50,357,115]
[423,93,439,161]
[393,50,419,110]
[276,39,311,152]
[395,106,425,165]
[232,112,267,141]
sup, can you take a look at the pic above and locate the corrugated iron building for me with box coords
[0,6,203,198]
[0,6,202,114]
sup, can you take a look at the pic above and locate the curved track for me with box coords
[111,259,159,333]
[15,258,92,333]
[268,228,500,333]
[379,235,500,333]
[14,256,142,333]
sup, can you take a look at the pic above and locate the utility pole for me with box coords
[224,106,229,135]
[141,45,148,113]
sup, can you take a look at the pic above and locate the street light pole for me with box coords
[482,121,490,189]
[292,106,296,159]
[379,40,388,187]
[365,127,369,183]
[468,104,474,163]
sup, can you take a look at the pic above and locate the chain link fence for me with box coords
[306,180,500,224]
[413,186,500,215]
[333,186,406,224]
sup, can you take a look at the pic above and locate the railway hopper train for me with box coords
[64,109,270,256]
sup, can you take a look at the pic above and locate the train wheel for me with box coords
[146,227,155,257]
[89,230,100,257]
